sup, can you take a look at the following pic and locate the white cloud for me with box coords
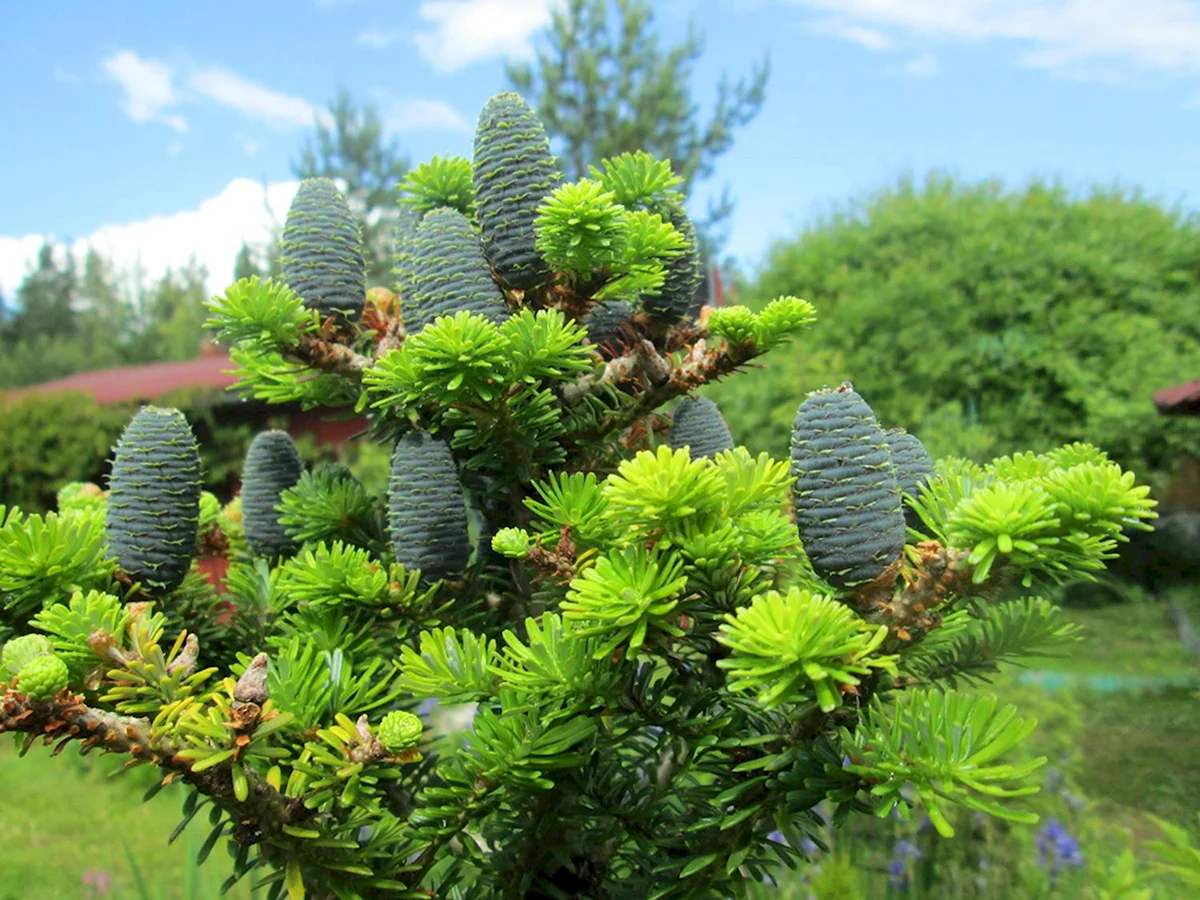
[904,52,940,77]
[243,138,264,155]
[0,179,301,300]
[101,51,328,136]
[103,51,188,132]
[377,95,471,132]
[792,1,1200,79]
[188,66,331,130]
[813,19,894,51]
[415,0,561,71]
[358,28,402,49]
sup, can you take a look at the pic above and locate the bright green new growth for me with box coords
[105,406,202,595]
[1,633,53,680]
[473,91,562,289]
[241,430,305,559]
[669,396,735,460]
[535,178,630,277]
[280,178,366,326]
[400,155,476,218]
[791,384,907,589]
[387,431,471,581]
[16,652,68,700]
[716,587,895,711]
[402,207,509,333]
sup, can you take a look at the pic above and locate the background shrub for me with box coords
[711,174,1200,489]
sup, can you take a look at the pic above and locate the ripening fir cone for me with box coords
[280,178,366,327]
[582,300,634,357]
[392,204,422,300]
[17,653,69,701]
[669,396,735,460]
[790,384,906,589]
[387,432,471,582]
[241,430,305,559]
[643,203,704,326]
[106,406,202,595]
[403,207,509,332]
[473,92,562,290]
[884,428,936,530]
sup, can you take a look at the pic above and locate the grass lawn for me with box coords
[0,740,251,900]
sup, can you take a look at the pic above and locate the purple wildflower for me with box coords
[1037,819,1084,876]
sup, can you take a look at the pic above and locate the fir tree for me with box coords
[0,93,1158,900]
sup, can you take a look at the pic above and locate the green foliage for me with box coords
[535,178,630,277]
[400,155,476,218]
[590,150,684,208]
[843,689,1044,838]
[716,587,895,711]
[914,445,1157,586]
[561,544,691,657]
[714,175,1200,481]
[0,504,115,631]
[204,277,312,350]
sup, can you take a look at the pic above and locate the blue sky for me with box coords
[3,0,1200,297]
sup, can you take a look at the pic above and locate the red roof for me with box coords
[3,352,239,406]
[1154,380,1200,416]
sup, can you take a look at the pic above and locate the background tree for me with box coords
[507,0,769,256]
[293,89,410,286]
[8,243,79,345]
[232,242,263,283]
[709,174,1200,491]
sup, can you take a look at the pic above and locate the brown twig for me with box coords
[0,687,311,840]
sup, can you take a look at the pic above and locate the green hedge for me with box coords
[0,388,339,512]
[711,175,1200,488]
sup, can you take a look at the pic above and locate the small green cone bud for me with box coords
[884,428,936,530]
[583,300,633,357]
[106,406,202,596]
[378,710,423,753]
[404,208,509,333]
[57,482,106,514]
[387,432,471,581]
[241,430,305,559]
[790,384,906,589]
[644,204,703,325]
[473,92,562,289]
[280,178,366,326]
[669,396,735,460]
[1,634,54,680]
[17,653,69,700]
